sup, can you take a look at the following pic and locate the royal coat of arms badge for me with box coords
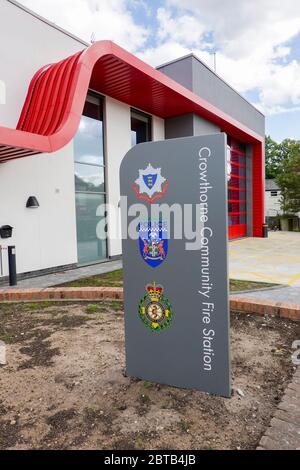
[133,163,169,203]
[138,282,174,333]
[139,221,168,268]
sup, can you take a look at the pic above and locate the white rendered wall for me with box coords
[265,190,282,217]
[152,115,165,141]
[104,97,131,258]
[0,1,166,272]
[0,0,86,127]
[0,144,77,276]
[0,1,84,275]
[265,191,300,219]
[104,98,165,258]
[0,80,5,105]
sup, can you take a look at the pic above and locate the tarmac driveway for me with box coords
[229,231,300,286]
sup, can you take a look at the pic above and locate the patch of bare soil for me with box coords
[0,301,298,450]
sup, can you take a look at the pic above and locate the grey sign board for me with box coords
[120,134,230,397]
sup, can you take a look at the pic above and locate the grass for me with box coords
[59,269,123,288]
[85,304,103,313]
[179,420,192,433]
[0,334,13,342]
[22,302,52,310]
[229,279,277,292]
[59,269,277,292]
[143,381,155,389]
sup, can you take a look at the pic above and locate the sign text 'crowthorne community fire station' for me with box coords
[120,134,230,397]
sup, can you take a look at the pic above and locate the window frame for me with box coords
[74,90,108,264]
[130,107,152,145]
[74,91,106,196]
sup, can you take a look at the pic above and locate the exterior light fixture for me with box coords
[26,196,39,208]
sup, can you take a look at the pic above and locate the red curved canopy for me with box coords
[0,40,262,164]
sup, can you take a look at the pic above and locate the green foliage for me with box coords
[265,135,280,179]
[59,269,123,288]
[265,136,300,179]
[265,136,300,214]
[23,302,52,310]
[276,144,300,214]
[229,279,277,291]
[85,304,101,313]
[143,381,154,389]
[179,420,192,433]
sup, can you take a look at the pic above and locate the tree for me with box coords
[276,141,300,214]
[265,136,298,179]
[265,135,280,179]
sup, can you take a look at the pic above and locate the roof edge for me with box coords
[8,2,264,119]
[0,40,264,164]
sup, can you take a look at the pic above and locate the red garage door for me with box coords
[227,138,247,240]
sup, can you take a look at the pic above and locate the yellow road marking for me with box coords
[287,272,300,286]
[229,270,288,284]
[230,232,300,285]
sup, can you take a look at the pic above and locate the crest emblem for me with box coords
[133,163,169,203]
[138,282,174,333]
[139,221,168,268]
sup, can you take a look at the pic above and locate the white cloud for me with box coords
[19,0,300,116]
[19,0,149,51]
[156,0,300,115]
[139,41,190,67]
[138,41,212,69]
[156,7,205,44]
[166,0,300,57]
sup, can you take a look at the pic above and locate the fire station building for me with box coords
[0,0,265,279]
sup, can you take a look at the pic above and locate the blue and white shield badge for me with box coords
[139,221,168,268]
[133,164,169,203]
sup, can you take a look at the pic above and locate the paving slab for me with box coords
[0,260,122,289]
[258,365,300,450]
[230,285,300,309]
[229,231,300,286]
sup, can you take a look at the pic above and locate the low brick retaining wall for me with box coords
[230,295,300,322]
[0,287,123,302]
[0,288,299,322]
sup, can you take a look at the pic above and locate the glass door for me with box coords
[74,92,107,264]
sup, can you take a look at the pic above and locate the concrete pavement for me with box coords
[3,259,122,289]
[1,231,300,290]
[230,285,300,304]
[229,231,300,286]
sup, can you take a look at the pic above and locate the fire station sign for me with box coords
[120,134,231,397]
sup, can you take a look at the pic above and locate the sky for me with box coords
[18,0,300,143]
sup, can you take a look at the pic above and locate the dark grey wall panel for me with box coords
[165,113,194,139]
[158,55,265,138]
[158,55,194,91]
[193,115,220,136]
[165,113,220,140]
[192,59,265,137]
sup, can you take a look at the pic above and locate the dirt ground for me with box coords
[0,301,298,450]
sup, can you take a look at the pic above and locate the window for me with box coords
[131,109,152,146]
[271,191,278,197]
[74,92,107,264]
